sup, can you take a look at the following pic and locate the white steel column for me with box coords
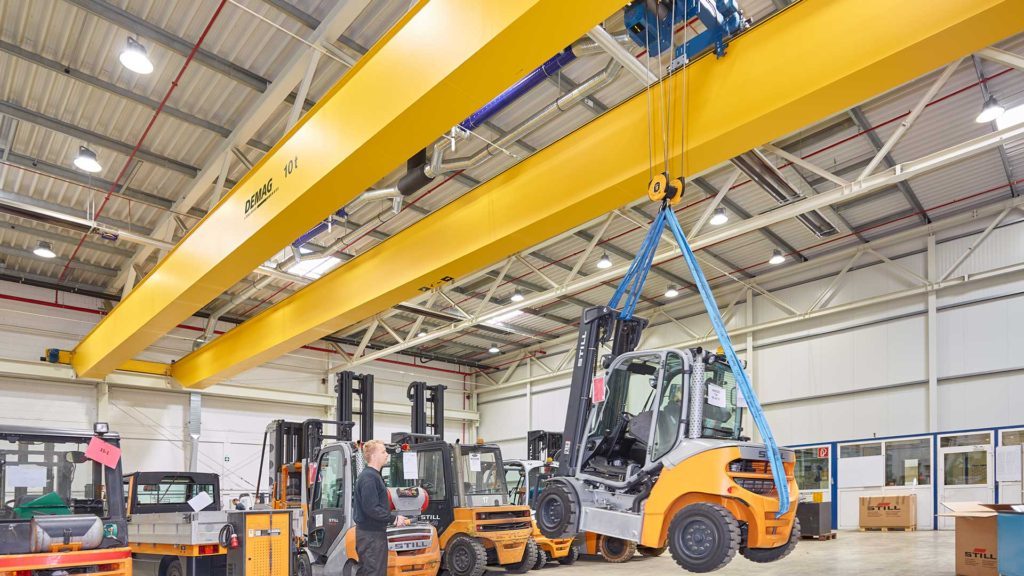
[927,235,939,432]
[96,382,109,424]
[745,287,758,442]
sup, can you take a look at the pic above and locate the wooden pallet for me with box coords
[858,526,916,532]
[801,531,837,541]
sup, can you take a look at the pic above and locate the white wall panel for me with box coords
[938,372,1024,431]
[937,293,1024,378]
[0,377,94,430]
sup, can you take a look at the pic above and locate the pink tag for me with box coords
[592,375,605,403]
[85,437,121,469]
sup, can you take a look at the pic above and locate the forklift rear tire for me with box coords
[637,545,668,557]
[535,483,578,539]
[161,558,184,576]
[445,535,488,576]
[532,546,548,570]
[294,552,312,576]
[667,503,740,573]
[740,518,800,563]
[557,545,579,566]
[598,535,636,563]
[507,538,539,574]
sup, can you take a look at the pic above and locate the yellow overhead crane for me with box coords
[163,0,1024,388]
[67,0,626,379]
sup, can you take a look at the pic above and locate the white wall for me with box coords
[478,218,1024,456]
[0,280,477,501]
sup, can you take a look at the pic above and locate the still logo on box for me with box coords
[867,502,900,511]
[965,548,996,560]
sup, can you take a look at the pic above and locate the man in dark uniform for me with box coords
[355,440,409,576]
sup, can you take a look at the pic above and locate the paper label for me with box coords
[315,514,324,527]
[5,465,46,487]
[85,437,121,468]
[469,453,481,472]
[592,375,605,404]
[402,452,419,480]
[735,387,748,408]
[707,384,727,408]
[187,490,213,512]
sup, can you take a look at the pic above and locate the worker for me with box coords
[355,440,410,576]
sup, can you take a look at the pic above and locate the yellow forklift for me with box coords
[0,423,132,575]
[387,381,537,576]
[259,371,441,576]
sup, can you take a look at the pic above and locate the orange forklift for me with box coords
[386,381,537,576]
[0,423,132,575]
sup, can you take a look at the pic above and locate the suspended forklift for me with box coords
[387,381,538,576]
[259,371,441,576]
[0,423,132,575]
[535,176,799,572]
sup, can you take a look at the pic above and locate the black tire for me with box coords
[532,546,548,570]
[535,483,578,539]
[294,552,312,576]
[445,535,488,576]
[557,544,579,566]
[638,545,668,557]
[506,538,539,574]
[598,535,636,563]
[161,558,184,576]
[741,518,800,563]
[667,503,740,573]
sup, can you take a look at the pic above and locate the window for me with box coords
[840,443,882,458]
[1001,430,1024,446]
[505,466,525,506]
[699,357,744,440]
[134,477,215,506]
[459,447,505,497]
[940,433,991,448]
[588,354,660,439]
[885,438,931,486]
[944,452,988,486]
[526,467,554,509]
[316,450,344,509]
[652,352,686,460]
[387,448,447,501]
[794,448,829,491]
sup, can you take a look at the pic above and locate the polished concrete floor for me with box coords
[539,530,955,575]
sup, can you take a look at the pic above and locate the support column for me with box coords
[745,288,758,442]
[95,382,109,424]
[927,236,939,432]
[187,392,201,472]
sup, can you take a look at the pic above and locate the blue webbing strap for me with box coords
[663,210,791,517]
[606,204,791,517]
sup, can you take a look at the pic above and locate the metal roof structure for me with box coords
[1,0,1023,372]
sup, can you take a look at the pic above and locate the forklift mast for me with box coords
[557,306,647,476]
[336,371,375,442]
[406,381,446,439]
[526,430,563,461]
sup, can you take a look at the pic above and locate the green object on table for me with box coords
[14,492,71,518]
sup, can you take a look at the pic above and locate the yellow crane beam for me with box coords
[69,0,625,378]
[171,0,1024,387]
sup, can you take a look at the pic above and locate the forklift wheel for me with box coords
[161,558,184,576]
[445,535,488,576]
[741,518,800,563]
[598,535,636,563]
[535,483,578,539]
[557,545,579,566]
[506,538,539,574]
[294,552,312,576]
[637,545,668,557]
[667,503,740,573]
[532,546,548,570]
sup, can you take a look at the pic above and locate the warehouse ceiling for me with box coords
[1,0,1023,373]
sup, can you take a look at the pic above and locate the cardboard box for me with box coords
[859,494,916,529]
[941,502,999,576]
[982,504,1024,576]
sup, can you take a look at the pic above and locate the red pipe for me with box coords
[57,0,231,284]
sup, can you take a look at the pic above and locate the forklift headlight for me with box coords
[94,422,110,435]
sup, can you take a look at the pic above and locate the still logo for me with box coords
[965,547,996,560]
[867,502,899,511]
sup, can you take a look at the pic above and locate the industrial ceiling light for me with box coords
[596,252,612,269]
[488,343,500,354]
[119,36,154,74]
[976,95,1005,124]
[664,286,679,298]
[709,207,728,226]
[510,290,525,303]
[768,248,785,265]
[417,329,427,337]
[33,240,56,259]
[73,146,102,173]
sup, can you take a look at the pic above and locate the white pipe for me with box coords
[586,25,657,85]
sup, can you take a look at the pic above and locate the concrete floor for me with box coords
[539,530,955,575]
